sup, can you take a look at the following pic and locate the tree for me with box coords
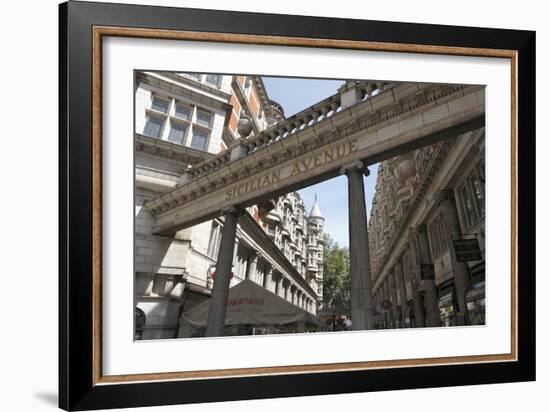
[322,234,350,310]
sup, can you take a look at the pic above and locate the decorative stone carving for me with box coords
[237,115,253,138]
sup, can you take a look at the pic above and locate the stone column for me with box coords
[263,264,273,291]
[274,273,281,296]
[408,234,426,328]
[380,280,386,328]
[284,281,289,301]
[232,239,240,267]
[341,161,374,330]
[390,270,400,328]
[395,258,408,328]
[245,250,258,281]
[384,277,393,328]
[205,207,240,337]
[415,225,440,327]
[437,189,471,326]
[373,288,382,329]
[378,290,384,327]
[412,291,425,328]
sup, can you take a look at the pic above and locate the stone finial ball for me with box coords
[237,116,253,138]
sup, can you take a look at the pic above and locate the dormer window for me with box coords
[205,74,221,88]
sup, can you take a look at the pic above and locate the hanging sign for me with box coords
[453,237,482,262]
[420,263,435,280]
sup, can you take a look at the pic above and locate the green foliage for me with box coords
[322,233,350,309]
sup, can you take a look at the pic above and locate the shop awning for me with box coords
[179,279,322,328]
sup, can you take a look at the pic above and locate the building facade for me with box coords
[134,72,323,339]
[368,128,486,329]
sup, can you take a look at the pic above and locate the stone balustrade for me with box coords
[181,80,393,184]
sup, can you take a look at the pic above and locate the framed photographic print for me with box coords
[59,1,536,410]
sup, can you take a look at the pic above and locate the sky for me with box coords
[263,77,379,248]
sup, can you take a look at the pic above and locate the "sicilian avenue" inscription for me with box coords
[225,139,358,201]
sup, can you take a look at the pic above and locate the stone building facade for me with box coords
[134,71,323,339]
[368,128,486,328]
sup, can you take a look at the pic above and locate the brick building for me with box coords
[134,72,324,339]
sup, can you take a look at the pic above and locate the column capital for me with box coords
[248,249,259,260]
[340,160,370,177]
[221,206,241,218]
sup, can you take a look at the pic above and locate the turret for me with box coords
[308,195,325,230]
[306,195,325,304]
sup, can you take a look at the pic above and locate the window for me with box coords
[428,213,448,258]
[174,103,191,120]
[478,158,485,181]
[190,128,209,151]
[151,96,169,113]
[244,76,252,93]
[143,115,164,138]
[460,184,477,228]
[409,237,419,267]
[196,110,213,128]
[402,253,411,284]
[458,161,485,229]
[187,73,201,81]
[469,172,485,218]
[205,74,221,87]
[144,94,215,151]
[167,121,187,145]
[207,222,221,258]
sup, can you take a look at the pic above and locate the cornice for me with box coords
[137,71,232,112]
[136,133,214,165]
[146,82,483,225]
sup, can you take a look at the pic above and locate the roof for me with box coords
[180,279,321,328]
[309,196,324,219]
